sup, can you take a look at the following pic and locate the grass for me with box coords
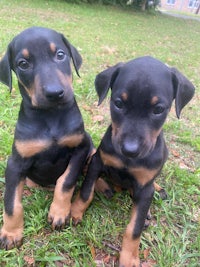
[0,0,199,266]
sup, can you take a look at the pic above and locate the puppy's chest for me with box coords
[105,164,159,188]
[100,150,160,187]
[14,119,84,158]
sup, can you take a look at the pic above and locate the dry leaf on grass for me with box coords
[93,115,104,122]
[89,243,96,259]
[24,255,35,265]
[143,248,151,260]
[171,149,180,157]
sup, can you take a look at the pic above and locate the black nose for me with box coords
[121,140,140,158]
[44,86,64,101]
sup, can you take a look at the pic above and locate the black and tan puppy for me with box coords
[0,27,93,250]
[71,56,195,267]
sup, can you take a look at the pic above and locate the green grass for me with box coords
[0,0,200,266]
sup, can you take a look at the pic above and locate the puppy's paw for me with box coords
[158,188,168,200]
[0,228,23,250]
[71,201,84,226]
[144,209,151,229]
[95,177,114,199]
[48,203,71,230]
[71,190,94,225]
[119,249,141,267]
[119,256,141,267]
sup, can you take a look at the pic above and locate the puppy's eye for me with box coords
[17,59,30,70]
[153,105,165,115]
[56,50,66,61]
[114,99,123,109]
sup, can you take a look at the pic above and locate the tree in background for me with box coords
[127,0,159,11]
[196,2,200,14]
[66,0,160,11]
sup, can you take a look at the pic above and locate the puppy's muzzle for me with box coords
[121,139,140,158]
[44,85,65,102]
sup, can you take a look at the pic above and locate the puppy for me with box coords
[0,27,93,250]
[71,56,195,267]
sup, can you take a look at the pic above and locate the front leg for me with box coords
[0,157,25,250]
[48,145,90,230]
[119,182,154,267]
[71,152,102,224]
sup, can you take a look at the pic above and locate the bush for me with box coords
[64,0,160,10]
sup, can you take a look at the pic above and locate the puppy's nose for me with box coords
[44,86,64,101]
[121,140,140,158]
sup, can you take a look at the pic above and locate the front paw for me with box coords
[158,188,168,200]
[71,201,84,225]
[119,251,141,267]
[48,203,71,230]
[144,209,151,229]
[119,259,141,267]
[0,227,23,250]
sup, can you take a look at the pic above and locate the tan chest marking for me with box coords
[128,167,158,186]
[100,149,124,169]
[15,133,84,158]
[58,133,84,147]
[15,139,52,158]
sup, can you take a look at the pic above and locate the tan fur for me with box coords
[15,139,52,158]
[0,180,24,249]
[128,167,159,186]
[48,165,74,229]
[58,133,84,148]
[120,206,140,267]
[100,149,124,169]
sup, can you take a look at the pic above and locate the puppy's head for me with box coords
[95,56,195,159]
[0,27,82,108]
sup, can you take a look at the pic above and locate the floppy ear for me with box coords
[171,67,195,118]
[61,34,82,77]
[95,63,123,105]
[0,45,12,92]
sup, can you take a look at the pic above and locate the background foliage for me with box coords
[64,0,159,10]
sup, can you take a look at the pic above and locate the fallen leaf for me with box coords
[93,115,104,122]
[171,149,180,157]
[82,104,93,113]
[101,45,116,54]
[24,255,35,265]
[89,243,96,259]
[103,254,110,263]
[143,248,151,260]
[179,162,190,170]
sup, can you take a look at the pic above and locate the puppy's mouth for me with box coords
[31,89,74,109]
[31,97,73,110]
[136,143,155,159]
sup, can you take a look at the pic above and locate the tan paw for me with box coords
[0,227,23,250]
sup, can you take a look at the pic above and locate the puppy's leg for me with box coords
[119,182,154,267]
[142,182,167,229]
[0,158,25,250]
[48,146,89,230]
[94,177,114,199]
[71,152,102,224]
[25,177,40,188]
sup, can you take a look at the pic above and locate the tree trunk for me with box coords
[141,0,147,11]
[195,3,200,14]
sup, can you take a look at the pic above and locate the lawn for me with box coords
[0,0,199,266]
